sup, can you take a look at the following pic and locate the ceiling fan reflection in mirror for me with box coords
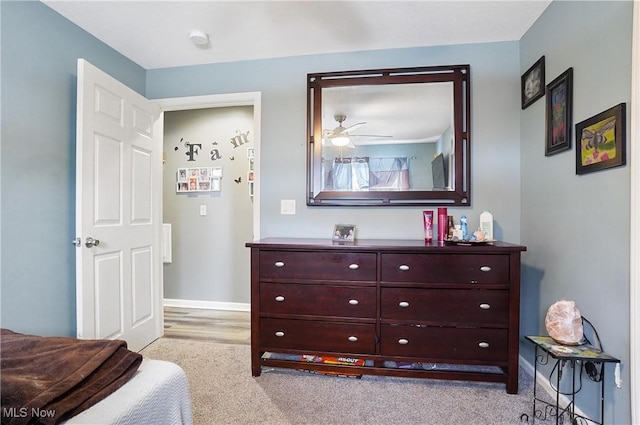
[322,115,391,148]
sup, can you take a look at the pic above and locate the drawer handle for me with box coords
[275,295,285,302]
[348,263,360,270]
[275,331,285,337]
[349,299,359,305]
[398,264,410,271]
[479,303,491,310]
[398,338,409,345]
[348,336,358,342]
[470,280,479,284]
[274,261,285,268]
[398,301,410,308]
[480,266,491,272]
[478,342,489,348]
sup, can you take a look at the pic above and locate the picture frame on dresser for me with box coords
[521,56,545,110]
[333,224,356,241]
[575,103,626,175]
[545,67,573,156]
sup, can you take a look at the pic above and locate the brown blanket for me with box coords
[0,329,142,425]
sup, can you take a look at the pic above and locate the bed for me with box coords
[63,357,192,425]
[1,329,192,425]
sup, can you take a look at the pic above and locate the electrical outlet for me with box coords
[200,205,207,216]
[585,361,599,381]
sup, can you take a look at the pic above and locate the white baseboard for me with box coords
[163,298,250,312]
[519,354,588,419]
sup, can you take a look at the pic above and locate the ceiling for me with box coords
[42,1,551,146]
[42,0,552,70]
[322,80,454,145]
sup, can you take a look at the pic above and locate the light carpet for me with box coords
[141,337,541,425]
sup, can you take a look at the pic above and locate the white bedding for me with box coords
[62,358,193,425]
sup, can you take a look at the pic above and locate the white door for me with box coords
[75,59,163,352]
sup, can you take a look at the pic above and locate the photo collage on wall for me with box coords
[176,167,223,192]
[247,147,254,197]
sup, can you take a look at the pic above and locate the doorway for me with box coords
[155,93,261,311]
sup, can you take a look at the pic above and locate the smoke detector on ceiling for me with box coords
[189,30,210,47]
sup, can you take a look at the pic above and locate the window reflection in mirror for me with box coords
[307,66,470,206]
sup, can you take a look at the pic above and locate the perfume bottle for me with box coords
[437,208,447,242]
[460,215,468,240]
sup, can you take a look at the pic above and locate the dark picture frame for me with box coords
[545,68,573,156]
[575,103,626,175]
[521,56,545,109]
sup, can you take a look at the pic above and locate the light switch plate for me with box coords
[281,200,296,215]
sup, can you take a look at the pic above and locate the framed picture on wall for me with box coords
[575,103,626,175]
[521,56,545,109]
[176,167,222,192]
[545,67,573,156]
[177,168,187,182]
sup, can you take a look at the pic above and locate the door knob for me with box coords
[85,237,100,248]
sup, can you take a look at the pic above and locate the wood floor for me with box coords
[163,307,250,345]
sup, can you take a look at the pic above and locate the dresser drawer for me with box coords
[381,253,509,284]
[380,326,508,362]
[381,288,509,326]
[259,251,376,281]
[260,318,375,354]
[261,283,376,318]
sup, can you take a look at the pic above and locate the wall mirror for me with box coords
[307,65,471,206]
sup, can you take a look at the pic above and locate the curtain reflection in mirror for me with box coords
[323,157,410,191]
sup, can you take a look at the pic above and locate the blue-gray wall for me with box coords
[0,1,633,422]
[520,2,632,422]
[147,43,523,243]
[0,1,146,336]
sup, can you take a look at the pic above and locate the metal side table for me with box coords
[524,336,619,425]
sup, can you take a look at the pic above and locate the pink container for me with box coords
[423,211,433,242]
[437,207,448,242]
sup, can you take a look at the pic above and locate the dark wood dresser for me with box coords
[246,238,526,393]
